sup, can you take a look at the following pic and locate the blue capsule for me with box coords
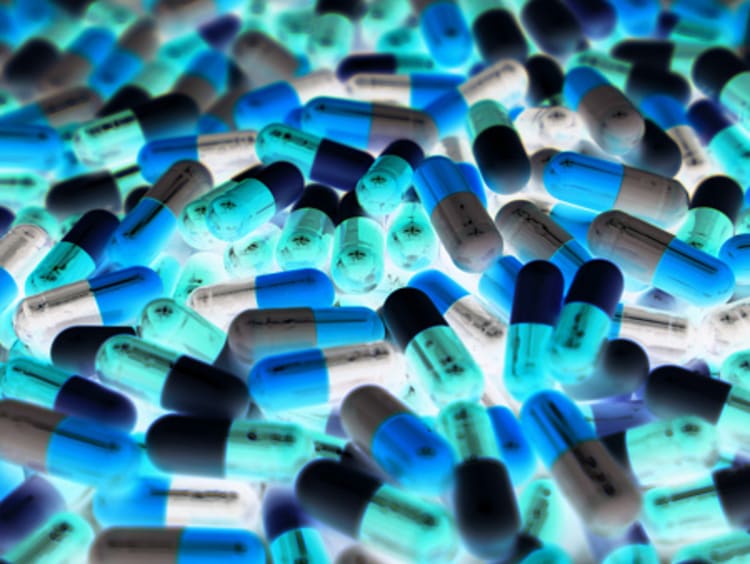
[487,405,537,485]
[0,123,63,173]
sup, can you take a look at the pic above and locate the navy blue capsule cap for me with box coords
[520,0,588,57]
[3,39,59,84]
[295,459,382,538]
[256,161,304,210]
[690,175,744,223]
[316,0,366,18]
[336,191,370,224]
[382,287,448,350]
[124,186,149,214]
[687,99,733,144]
[381,139,424,169]
[625,66,690,106]
[565,260,624,316]
[472,7,528,64]
[263,487,314,541]
[55,376,137,432]
[611,40,675,70]
[292,183,339,220]
[199,14,242,50]
[97,85,152,117]
[525,54,564,106]
[336,54,398,80]
[62,209,120,259]
[51,325,136,376]
[309,139,374,191]
[146,415,231,476]
[510,260,564,325]
[133,94,200,141]
[654,11,680,37]
[645,365,731,423]
[692,48,748,99]
[0,207,13,236]
[46,171,122,219]
[713,466,750,527]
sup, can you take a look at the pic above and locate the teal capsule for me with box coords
[306,3,358,68]
[672,530,750,563]
[356,140,424,216]
[1,511,95,564]
[519,478,565,545]
[172,252,225,305]
[386,197,438,271]
[224,221,282,277]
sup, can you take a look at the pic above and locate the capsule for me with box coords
[259,487,329,564]
[72,93,199,169]
[563,67,646,155]
[645,365,750,458]
[495,200,591,287]
[296,459,458,562]
[0,399,140,485]
[468,100,530,194]
[2,37,62,99]
[0,222,53,312]
[385,192,439,270]
[413,0,471,68]
[438,400,520,558]
[256,123,374,191]
[138,130,259,185]
[382,287,484,406]
[0,85,103,129]
[521,390,642,534]
[549,260,624,384]
[170,49,232,111]
[2,511,94,564]
[339,385,454,494]
[487,405,537,485]
[477,255,523,321]
[109,161,213,267]
[89,527,266,564]
[0,475,66,553]
[0,123,63,173]
[276,183,338,271]
[206,162,302,242]
[409,269,507,371]
[587,210,735,306]
[301,97,438,152]
[521,0,587,57]
[1,357,136,431]
[189,268,335,330]
[226,306,384,372]
[345,72,464,108]
[720,234,750,286]
[414,156,503,272]
[642,466,750,543]
[172,252,225,305]
[693,47,750,126]
[609,303,694,360]
[672,530,750,563]
[147,414,313,480]
[620,118,683,178]
[601,415,718,488]
[26,210,118,294]
[93,475,260,528]
[45,167,143,219]
[356,140,424,217]
[460,0,527,63]
[95,334,249,418]
[224,220,283,277]
[612,39,704,76]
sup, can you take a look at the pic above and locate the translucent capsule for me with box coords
[609,303,694,360]
[345,72,463,108]
[14,266,162,358]
[1,357,136,431]
[340,385,454,494]
[487,405,537,485]
[542,151,688,227]
[588,210,735,306]
[521,390,643,535]
[296,459,458,562]
[0,223,53,312]
[263,487,330,564]
[2,511,94,564]
[563,67,646,155]
[305,1,362,68]
[693,47,750,127]
[89,527,266,564]
[721,349,750,390]
[93,475,260,528]
[382,287,484,407]
[172,252,225,305]
[356,140,424,216]
[385,193,439,271]
[276,183,337,271]
[147,414,313,480]
[256,123,374,191]
[0,475,66,553]
[26,209,119,294]
[414,156,503,272]
[224,221,282,277]
[95,334,249,418]
[189,268,334,331]
[0,399,140,485]
[601,415,718,488]
[226,305,383,369]
[51,326,137,377]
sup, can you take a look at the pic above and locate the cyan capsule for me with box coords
[0,399,140,486]
[14,266,162,359]
[340,385,455,494]
[256,123,374,191]
[521,390,643,535]
[0,222,53,312]
[356,140,424,216]
[93,475,260,527]
[276,183,338,271]
[249,339,398,412]
[296,459,458,562]
[89,527,266,564]
[0,475,66,553]
[542,150,688,227]
[0,123,63,173]
[720,233,750,286]
[206,162,303,242]
[477,255,523,321]
[225,220,283,277]
[693,47,750,126]
[504,261,563,402]
[563,67,646,155]
[549,260,624,384]
[487,405,537,485]
[2,511,94,564]
[414,156,503,272]
[330,191,385,295]
[263,488,330,564]
[587,209,735,306]
[1,357,136,431]
[147,414,313,481]
[108,161,213,267]
[95,334,249,418]
[676,175,744,256]
[26,209,119,294]
[385,191,439,270]
[226,304,380,371]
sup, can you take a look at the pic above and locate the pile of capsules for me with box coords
[7,0,750,562]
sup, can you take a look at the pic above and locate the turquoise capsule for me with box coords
[386,196,438,271]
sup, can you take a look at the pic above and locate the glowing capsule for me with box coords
[587,209,735,306]
[263,488,330,564]
[224,220,283,277]
[356,140,424,216]
[0,123,63,173]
